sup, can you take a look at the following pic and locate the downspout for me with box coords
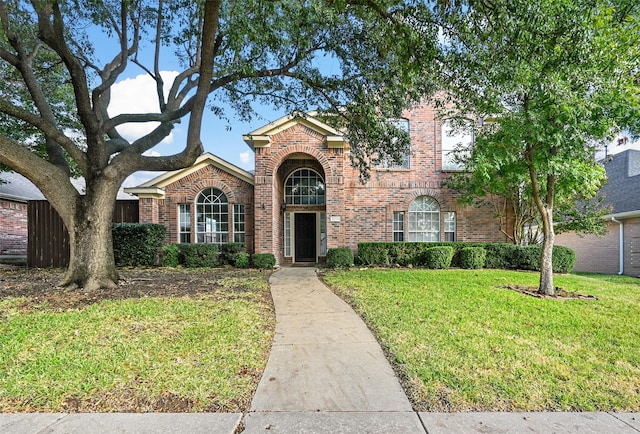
[611,216,624,275]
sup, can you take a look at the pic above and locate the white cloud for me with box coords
[109,71,180,144]
[239,151,251,165]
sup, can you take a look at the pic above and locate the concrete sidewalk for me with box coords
[2,266,639,433]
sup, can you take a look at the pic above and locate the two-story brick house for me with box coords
[126,102,510,265]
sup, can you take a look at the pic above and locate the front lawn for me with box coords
[0,268,274,412]
[322,269,640,412]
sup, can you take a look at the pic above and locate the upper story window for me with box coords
[196,188,229,244]
[442,120,473,171]
[285,168,325,205]
[378,118,410,170]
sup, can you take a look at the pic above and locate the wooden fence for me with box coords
[27,200,139,268]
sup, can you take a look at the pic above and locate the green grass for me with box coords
[0,277,273,412]
[322,269,640,412]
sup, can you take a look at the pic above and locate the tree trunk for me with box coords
[58,184,120,291]
[538,208,555,296]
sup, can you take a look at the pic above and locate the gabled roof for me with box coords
[599,149,640,215]
[242,111,347,150]
[123,152,254,199]
[0,171,136,202]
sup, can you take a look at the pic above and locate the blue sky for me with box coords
[109,70,291,188]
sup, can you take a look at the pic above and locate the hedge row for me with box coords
[356,242,576,273]
[112,223,166,267]
[161,243,275,269]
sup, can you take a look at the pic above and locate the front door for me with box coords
[295,213,316,262]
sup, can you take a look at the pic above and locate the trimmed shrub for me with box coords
[162,244,180,267]
[423,246,455,269]
[179,243,219,268]
[219,242,246,266]
[515,245,542,271]
[459,246,486,269]
[112,223,166,267]
[327,247,354,268]
[484,243,520,269]
[553,245,576,273]
[513,245,577,273]
[251,253,276,269]
[357,243,390,266]
[235,252,250,269]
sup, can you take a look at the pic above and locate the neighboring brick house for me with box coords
[0,172,42,257]
[556,149,640,277]
[128,103,511,265]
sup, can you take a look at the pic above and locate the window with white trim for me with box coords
[408,196,440,242]
[233,204,245,243]
[196,188,228,244]
[378,119,410,169]
[179,204,191,243]
[442,120,473,171]
[285,169,325,205]
[444,212,456,241]
[393,211,405,242]
[284,212,292,257]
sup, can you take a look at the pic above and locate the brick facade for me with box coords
[251,103,509,265]
[556,218,640,277]
[0,198,28,255]
[133,104,511,265]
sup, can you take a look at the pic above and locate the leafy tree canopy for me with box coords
[0,0,440,289]
[437,0,640,294]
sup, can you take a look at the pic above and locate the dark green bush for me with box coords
[235,252,250,269]
[459,246,486,269]
[483,243,520,269]
[515,245,541,271]
[327,247,354,268]
[219,242,246,266]
[162,244,180,267]
[423,246,455,269]
[251,253,276,269]
[357,242,390,266]
[514,245,576,273]
[179,243,219,268]
[112,223,166,267]
[553,245,576,273]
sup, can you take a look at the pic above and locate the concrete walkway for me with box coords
[2,266,639,433]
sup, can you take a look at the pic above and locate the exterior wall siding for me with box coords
[139,165,255,252]
[556,222,621,275]
[556,218,640,277]
[138,103,513,265]
[0,199,28,255]
[624,217,640,277]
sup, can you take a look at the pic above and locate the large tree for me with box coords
[0,0,438,290]
[437,0,639,295]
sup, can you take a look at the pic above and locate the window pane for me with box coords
[393,211,404,242]
[378,119,410,170]
[285,169,325,205]
[444,211,456,242]
[179,204,191,243]
[195,188,228,245]
[408,196,440,242]
[442,120,473,171]
[284,212,291,257]
[234,204,245,244]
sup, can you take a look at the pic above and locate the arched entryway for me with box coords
[278,157,327,264]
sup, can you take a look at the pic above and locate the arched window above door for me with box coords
[285,168,325,205]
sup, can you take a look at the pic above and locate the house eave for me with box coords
[122,187,165,199]
[604,210,640,220]
[243,135,271,149]
[134,153,255,190]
